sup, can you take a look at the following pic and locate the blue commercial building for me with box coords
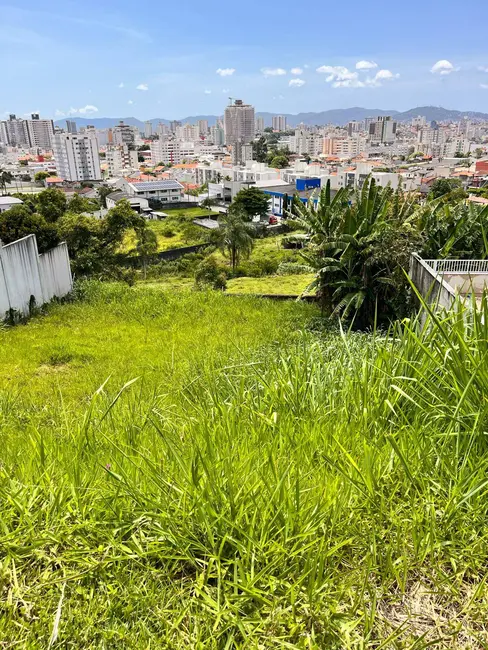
[261,178,324,216]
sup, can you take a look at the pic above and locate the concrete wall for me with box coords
[0,235,72,318]
[409,253,457,311]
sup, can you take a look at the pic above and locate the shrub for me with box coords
[194,257,227,290]
[277,262,312,275]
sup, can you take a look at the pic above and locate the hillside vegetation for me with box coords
[1,284,488,647]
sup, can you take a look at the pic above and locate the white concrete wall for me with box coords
[39,243,73,303]
[0,235,72,318]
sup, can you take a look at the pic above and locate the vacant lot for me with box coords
[1,283,487,647]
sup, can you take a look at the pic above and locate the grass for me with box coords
[226,273,315,295]
[1,283,488,647]
[121,207,219,253]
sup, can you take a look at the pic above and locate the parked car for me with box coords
[268,215,278,225]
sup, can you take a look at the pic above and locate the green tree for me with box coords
[216,209,254,270]
[0,205,59,253]
[0,169,13,195]
[98,186,113,209]
[34,171,50,184]
[68,193,94,214]
[473,148,484,159]
[252,136,268,163]
[37,188,67,222]
[292,179,418,328]
[231,187,269,220]
[269,155,289,169]
[135,224,158,279]
[429,178,463,199]
[194,256,227,290]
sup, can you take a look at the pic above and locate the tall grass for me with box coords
[0,283,488,647]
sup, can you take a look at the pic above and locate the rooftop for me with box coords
[0,196,23,206]
[129,180,183,192]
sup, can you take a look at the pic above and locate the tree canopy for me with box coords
[231,187,270,220]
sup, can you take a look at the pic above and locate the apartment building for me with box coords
[126,179,184,203]
[53,131,101,181]
[106,144,139,177]
[150,138,195,165]
[272,115,287,132]
[255,117,265,133]
[368,116,397,144]
[26,113,54,150]
[224,99,255,145]
[144,121,153,138]
[2,114,30,147]
[113,121,136,146]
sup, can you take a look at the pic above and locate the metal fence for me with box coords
[423,259,488,274]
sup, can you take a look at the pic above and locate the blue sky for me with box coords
[2,0,488,120]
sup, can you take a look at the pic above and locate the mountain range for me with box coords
[54,106,488,130]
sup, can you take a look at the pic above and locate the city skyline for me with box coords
[2,0,488,120]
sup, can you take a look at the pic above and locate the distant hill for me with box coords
[54,106,488,131]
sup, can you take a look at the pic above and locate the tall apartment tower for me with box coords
[272,115,287,132]
[26,113,54,150]
[144,121,153,138]
[368,116,397,144]
[255,117,265,133]
[224,99,255,146]
[66,120,77,134]
[53,131,101,181]
[3,114,30,147]
[113,121,135,146]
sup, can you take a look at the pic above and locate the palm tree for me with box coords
[217,208,254,270]
[291,178,418,328]
[0,169,14,195]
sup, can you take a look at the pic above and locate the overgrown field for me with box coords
[1,284,488,648]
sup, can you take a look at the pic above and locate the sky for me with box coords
[2,0,488,121]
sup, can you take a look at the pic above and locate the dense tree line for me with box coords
[0,188,156,280]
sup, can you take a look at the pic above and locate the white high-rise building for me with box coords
[66,120,77,134]
[224,99,255,146]
[255,117,265,133]
[272,115,287,132]
[157,123,170,137]
[368,116,397,144]
[25,114,54,150]
[53,131,101,181]
[113,121,136,146]
[175,124,200,142]
[106,144,139,177]
[231,142,253,165]
[209,125,225,146]
[0,121,8,145]
[150,138,195,165]
[144,121,153,138]
[198,120,208,136]
[3,114,29,147]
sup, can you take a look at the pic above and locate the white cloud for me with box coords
[118,82,124,88]
[478,66,488,73]
[67,105,98,116]
[54,109,65,118]
[356,60,378,70]
[289,78,305,87]
[128,100,134,105]
[291,67,303,75]
[364,69,400,87]
[272,94,285,100]
[334,78,365,88]
[222,88,229,93]
[261,67,287,77]
[316,65,358,82]
[204,89,212,94]
[216,68,235,77]
[136,83,148,91]
[481,84,488,89]
[431,60,458,75]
